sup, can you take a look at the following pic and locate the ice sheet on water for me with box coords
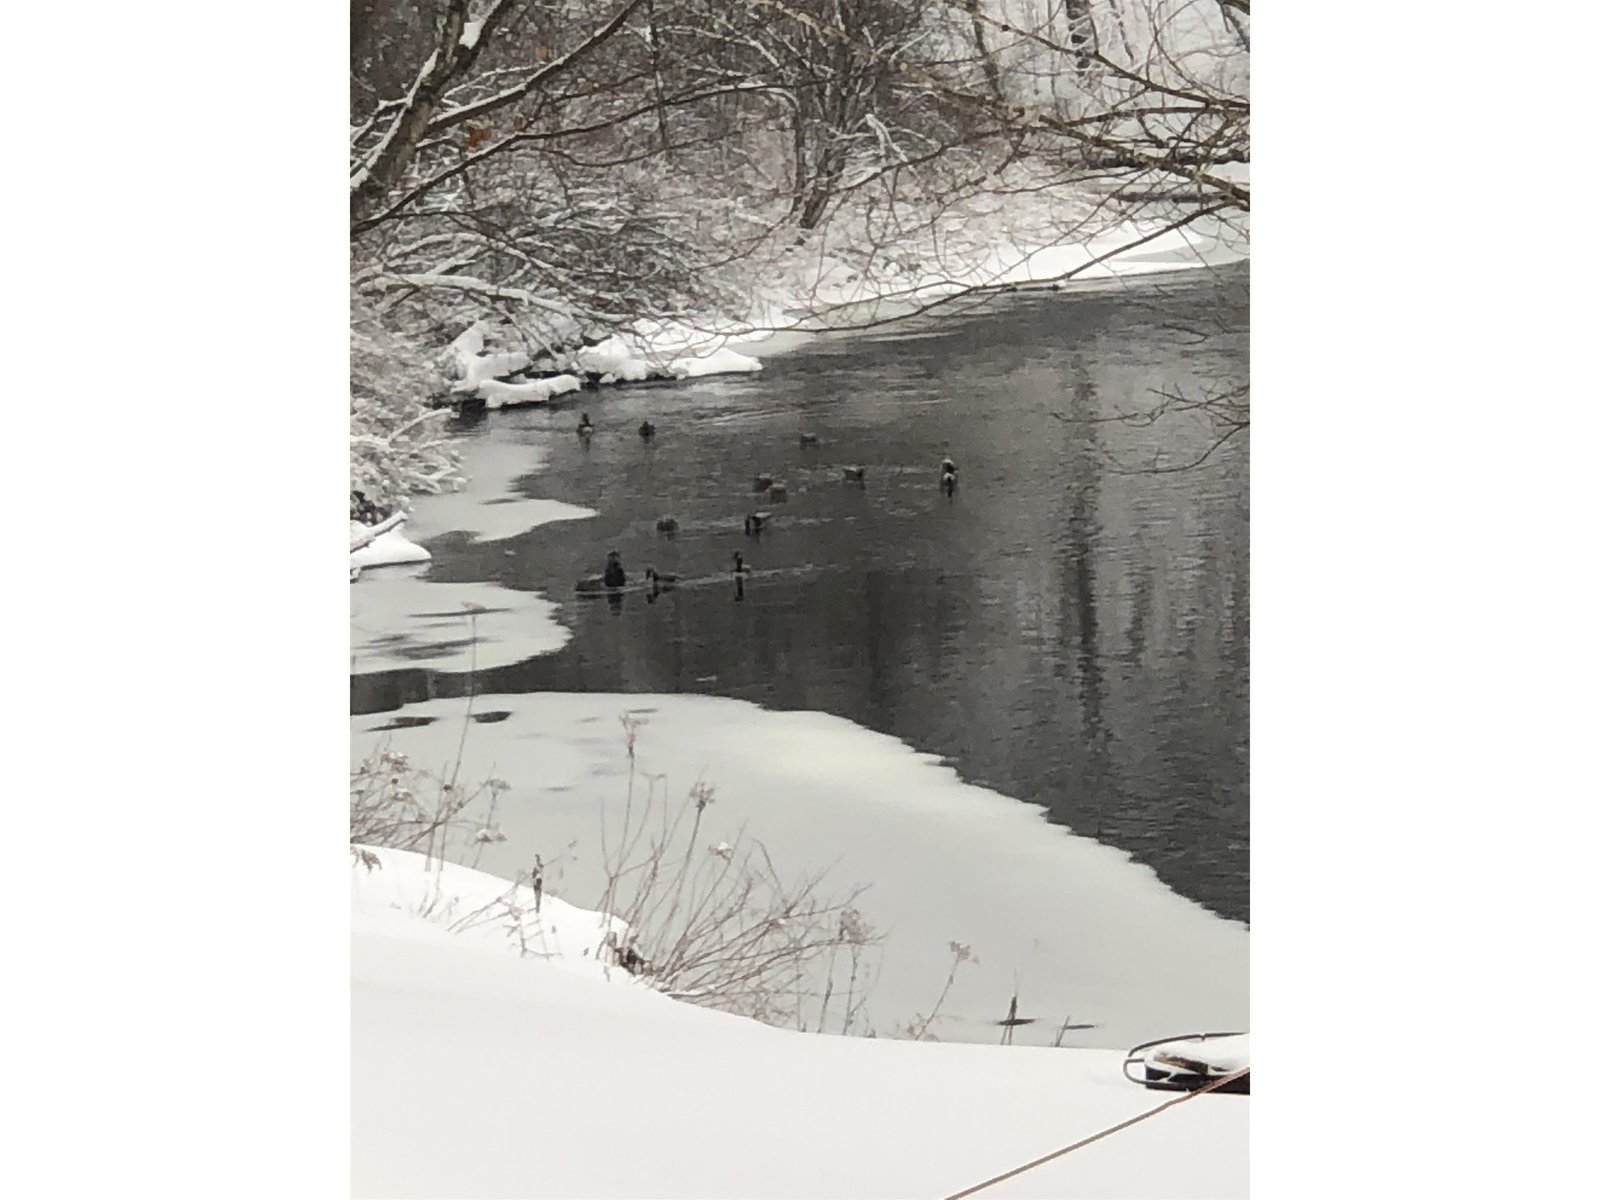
[350,573,569,675]
[349,692,1249,1050]
[399,438,596,545]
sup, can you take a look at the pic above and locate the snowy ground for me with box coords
[714,166,1247,360]
[353,846,1247,1199]
[352,692,1248,1051]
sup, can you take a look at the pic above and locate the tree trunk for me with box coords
[350,0,474,228]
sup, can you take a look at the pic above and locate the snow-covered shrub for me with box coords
[350,288,463,511]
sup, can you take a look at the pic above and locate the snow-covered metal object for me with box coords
[1122,1031,1250,1094]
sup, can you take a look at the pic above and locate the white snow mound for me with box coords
[352,846,1248,1199]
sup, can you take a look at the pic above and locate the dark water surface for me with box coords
[352,266,1250,922]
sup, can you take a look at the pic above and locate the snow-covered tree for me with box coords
[348,0,1249,501]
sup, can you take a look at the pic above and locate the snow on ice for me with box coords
[350,571,571,675]
[397,437,595,545]
[351,435,595,674]
[351,692,1249,1051]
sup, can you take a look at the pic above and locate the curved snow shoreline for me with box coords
[353,845,1246,1199]
[352,691,1248,1050]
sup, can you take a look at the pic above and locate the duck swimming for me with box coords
[577,413,595,436]
[603,550,626,588]
[842,466,866,484]
[744,512,770,536]
[639,420,656,439]
[656,516,679,534]
[732,551,749,574]
[798,433,820,447]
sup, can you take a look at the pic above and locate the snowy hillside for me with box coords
[352,847,1247,1199]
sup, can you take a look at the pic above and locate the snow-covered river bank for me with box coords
[351,264,1248,1050]
[353,845,1247,1198]
[353,688,1246,1049]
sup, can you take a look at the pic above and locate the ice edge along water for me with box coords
[350,439,596,673]
[350,337,1248,1049]
[352,690,1249,1053]
[442,204,1244,404]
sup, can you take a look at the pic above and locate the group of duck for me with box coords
[572,412,959,596]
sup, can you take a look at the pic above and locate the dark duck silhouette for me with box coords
[940,457,958,494]
[639,420,656,439]
[744,512,770,536]
[602,550,626,588]
[577,413,595,437]
[732,552,750,574]
[842,465,866,484]
[655,516,679,534]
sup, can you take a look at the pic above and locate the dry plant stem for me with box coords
[904,941,975,1041]
[448,610,480,797]
[593,714,879,1024]
[841,940,863,1036]
[913,957,961,1041]
[817,943,840,1032]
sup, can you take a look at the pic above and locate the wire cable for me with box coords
[940,1066,1251,1199]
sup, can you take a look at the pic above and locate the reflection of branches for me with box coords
[1051,381,1249,475]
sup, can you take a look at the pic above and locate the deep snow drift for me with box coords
[352,846,1247,1199]
[352,692,1248,1050]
